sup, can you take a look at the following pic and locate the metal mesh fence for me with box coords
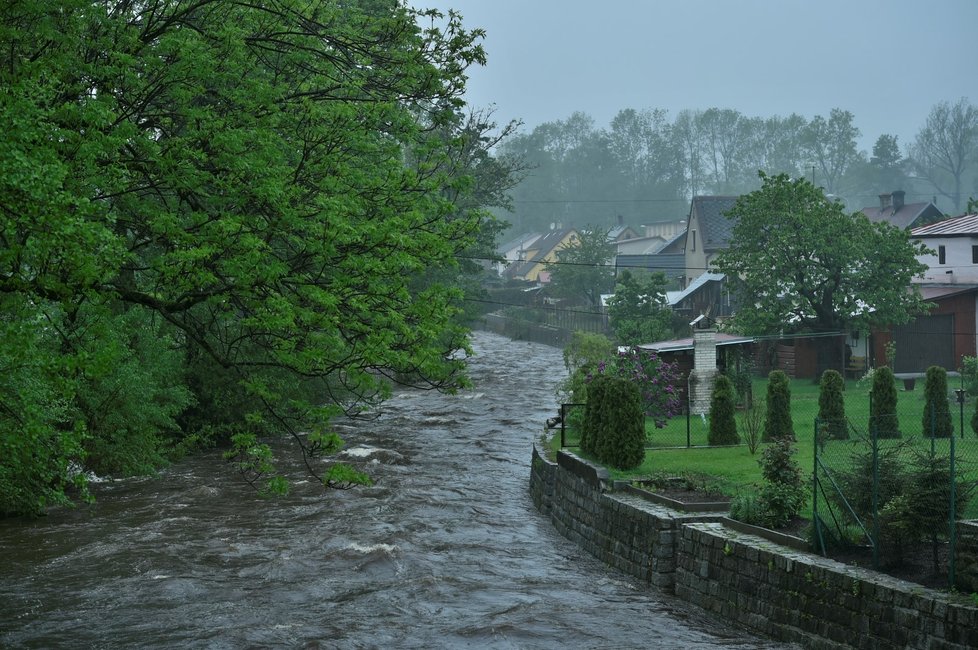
[813,389,978,587]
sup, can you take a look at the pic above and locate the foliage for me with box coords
[870,366,900,439]
[898,449,972,570]
[591,378,645,471]
[962,355,978,397]
[581,375,611,456]
[763,370,795,442]
[0,0,518,511]
[605,270,673,346]
[545,226,615,307]
[922,366,953,438]
[589,347,683,428]
[714,172,930,336]
[556,331,615,404]
[729,492,766,527]
[730,438,806,529]
[757,439,806,528]
[708,375,740,446]
[817,369,847,440]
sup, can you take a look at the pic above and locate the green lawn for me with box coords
[554,376,978,516]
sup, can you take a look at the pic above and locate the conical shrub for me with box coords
[870,366,900,439]
[708,374,740,446]
[763,370,795,441]
[818,369,847,440]
[922,365,952,438]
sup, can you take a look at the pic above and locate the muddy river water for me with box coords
[0,331,788,649]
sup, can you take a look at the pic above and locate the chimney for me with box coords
[892,190,906,211]
[617,214,624,227]
[879,193,892,211]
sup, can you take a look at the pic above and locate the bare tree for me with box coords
[908,98,978,214]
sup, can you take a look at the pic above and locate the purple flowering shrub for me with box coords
[587,347,683,428]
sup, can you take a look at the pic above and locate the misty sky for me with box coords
[413,0,977,153]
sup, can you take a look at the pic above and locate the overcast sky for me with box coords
[413,0,977,153]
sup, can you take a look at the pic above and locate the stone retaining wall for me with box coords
[530,446,978,649]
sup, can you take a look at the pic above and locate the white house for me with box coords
[910,213,978,284]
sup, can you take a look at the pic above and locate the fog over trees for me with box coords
[498,101,978,235]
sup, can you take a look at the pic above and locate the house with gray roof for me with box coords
[910,212,978,284]
[681,196,738,288]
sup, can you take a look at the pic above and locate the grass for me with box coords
[554,375,978,517]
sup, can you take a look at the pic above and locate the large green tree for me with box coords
[605,270,672,345]
[714,173,930,339]
[545,227,615,307]
[0,0,514,513]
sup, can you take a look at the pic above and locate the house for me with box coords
[668,272,735,323]
[910,213,978,284]
[870,285,978,375]
[496,232,543,277]
[614,230,686,287]
[607,215,640,242]
[859,213,978,374]
[502,227,579,283]
[860,190,944,230]
[681,196,739,288]
[614,235,667,256]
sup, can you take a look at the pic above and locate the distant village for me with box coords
[492,189,978,383]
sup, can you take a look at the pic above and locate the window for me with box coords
[939,245,946,265]
[972,245,978,264]
[691,229,697,252]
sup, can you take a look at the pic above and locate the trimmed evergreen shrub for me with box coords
[763,370,794,441]
[817,369,847,440]
[597,377,645,470]
[870,366,900,438]
[708,374,740,446]
[921,365,952,438]
[581,374,611,455]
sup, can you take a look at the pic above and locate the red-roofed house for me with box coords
[860,190,944,230]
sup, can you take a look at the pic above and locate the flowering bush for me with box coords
[587,347,682,427]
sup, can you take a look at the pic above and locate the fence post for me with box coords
[813,417,823,555]
[871,391,880,570]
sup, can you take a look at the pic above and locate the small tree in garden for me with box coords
[587,346,682,428]
[817,369,847,440]
[557,331,615,404]
[596,377,646,470]
[730,437,805,529]
[870,366,900,438]
[921,365,952,437]
[757,438,807,528]
[708,375,740,446]
[741,398,764,455]
[763,370,794,441]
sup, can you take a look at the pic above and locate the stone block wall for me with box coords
[954,520,978,593]
[531,447,722,589]
[676,522,978,649]
[530,446,978,649]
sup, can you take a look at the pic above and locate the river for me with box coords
[0,331,788,649]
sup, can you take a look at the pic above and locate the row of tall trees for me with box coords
[499,100,978,233]
[0,1,521,514]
